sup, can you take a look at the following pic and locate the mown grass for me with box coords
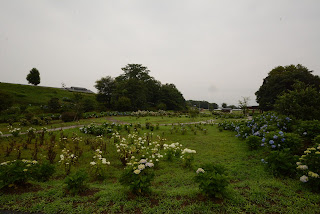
[1,120,319,213]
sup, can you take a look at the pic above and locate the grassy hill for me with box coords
[0,82,97,106]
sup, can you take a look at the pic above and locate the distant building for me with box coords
[65,87,94,94]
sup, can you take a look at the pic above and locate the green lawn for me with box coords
[0,122,319,213]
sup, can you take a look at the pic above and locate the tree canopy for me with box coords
[255,64,320,111]
[26,68,40,86]
[95,64,186,111]
[274,82,320,120]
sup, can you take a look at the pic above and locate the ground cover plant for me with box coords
[0,116,320,213]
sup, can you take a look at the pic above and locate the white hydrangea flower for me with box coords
[138,164,145,170]
[133,169,141,174]
[196,168,205,174]
[90,161,96,165]
[146,162,154,168]
[300,175,308,183]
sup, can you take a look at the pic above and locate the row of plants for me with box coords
[218,112,320,191]
[1,124,229,199]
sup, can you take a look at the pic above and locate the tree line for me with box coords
[95,64,187,111]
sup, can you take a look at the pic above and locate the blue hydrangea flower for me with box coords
[269,140,274,145]
[281,138,285,142]
[261,143,265,147]
[262,138,266,143]
[273,135,278,139]
[271,145,276,148]
[303,132,307,135]
[279,131,284,136]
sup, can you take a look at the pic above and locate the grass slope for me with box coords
[0,82,96,106]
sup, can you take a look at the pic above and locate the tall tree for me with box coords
[114,64,158,110]
[94,76,115,109]
[255,64,320,111]
[26,68,40,86]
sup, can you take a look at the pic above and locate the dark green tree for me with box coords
[159,84,186,111]
[255,64,320,111]
[221,103,227,108]
[26,68,40,86]
[113,64,166,111]
[274,82,320,120]
[94,64,186,111]
[94,76,115,109]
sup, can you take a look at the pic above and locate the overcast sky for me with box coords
[1,1,320,106]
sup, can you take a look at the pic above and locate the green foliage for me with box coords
[0,91,13,112]
[264,148,298,177]
[187,100,218,110]
[61,112,77,122]
[0,160,38,189]
[264,131,302,154]
[275,82,320,120]
[255,64,320,111]
[194,163,229,198]
[119,160,155,195]
[238,97,250,116]
[297,145,320,192]
[26,68,40,86]
[95,64,186,111]
[64,169,88,195]
[33,161,55,182]
[246,135,261,150]
[89,149,110,181]
[296,120,320,142]
[48,97,61,112]
[95,76,115,109]
[189,108,199,118]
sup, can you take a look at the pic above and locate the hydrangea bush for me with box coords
[119,159,155,195]
[59,148,77,175]
[181,148,196,167]
[194,163,228,198]
[89,149,110,180]
[297,144,320,191]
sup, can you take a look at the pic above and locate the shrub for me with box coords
[20,118,30,126]
[33,161,55,182]
[262,131,302,154]
[181,148,196,167]
[30,117,44,125]
[59,148,77,175]
[61,112,76,122]
[296,120,320,143]
[264,148,298,177]
[0,160,38,189]
[64,169,88,195]
[194,163,228,198]
[246,135,261,150]
[89,149,110,181]
[163,143,182,161]
[297,144,320,192]
[119,159,155,195]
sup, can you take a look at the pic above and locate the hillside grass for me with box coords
[1,120,319,213]
[0,82,97,106]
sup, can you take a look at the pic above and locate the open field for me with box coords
[1,116,319,214]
